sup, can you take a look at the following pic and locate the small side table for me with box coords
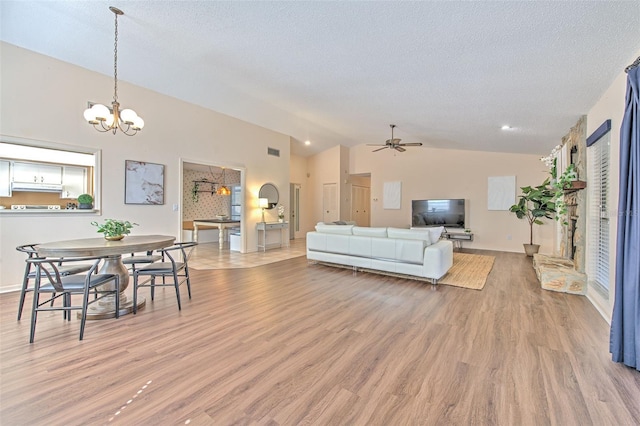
[444,232,474,249]
[257,221,289,252]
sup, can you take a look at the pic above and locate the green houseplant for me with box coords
[77,193,94,209]
[91,219,138,240]
[509,178,556,256]
[551,163,578,226]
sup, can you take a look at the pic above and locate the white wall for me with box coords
[348,144,556,253]
[307,145,342,224]
[0,42,290,291]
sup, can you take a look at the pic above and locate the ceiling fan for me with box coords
[368,124,423,152]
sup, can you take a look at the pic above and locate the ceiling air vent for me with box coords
[267,147,280,157]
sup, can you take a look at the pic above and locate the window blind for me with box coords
[587,136,610,298]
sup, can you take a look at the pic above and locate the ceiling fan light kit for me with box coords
[369,124,422,152]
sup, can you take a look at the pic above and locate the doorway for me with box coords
[181,160,245,252]
[323,183,339,223]
[351,185,370,226]
[290,183,301,240]
[349,173,371,226]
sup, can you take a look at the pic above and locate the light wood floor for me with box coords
[1,249,639,425]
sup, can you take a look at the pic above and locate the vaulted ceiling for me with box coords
[2,1,638,157]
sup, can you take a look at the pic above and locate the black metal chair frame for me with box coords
[16,244,92,321]
[122,250,163,274]
[28,256,120,343]
[132,242,197,313]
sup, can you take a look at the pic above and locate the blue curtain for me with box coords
[610,65,640,371]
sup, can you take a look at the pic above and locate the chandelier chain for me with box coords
[113,10,118,103]
[84,6,143,135]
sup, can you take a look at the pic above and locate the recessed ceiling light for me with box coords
[501,125,512,130]
[304,140,311,145]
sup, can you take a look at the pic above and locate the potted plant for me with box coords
[550,163,578,226]
[277,205,285,222]
[91,219,138,241]
[77,194,94,209]
[509,179,556,256]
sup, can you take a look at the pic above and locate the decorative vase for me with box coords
[105,235,125,241]
[278,217,284,223]
[523,243,540,257]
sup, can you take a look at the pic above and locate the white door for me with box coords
[62,166,87,199]
[13,162,62,184]
[323,183,339,223]
[0,160,10,197]
[351,185,370,226]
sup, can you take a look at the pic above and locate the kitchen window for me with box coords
[0,138,101,211]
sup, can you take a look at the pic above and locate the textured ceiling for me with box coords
[2,1,639,157]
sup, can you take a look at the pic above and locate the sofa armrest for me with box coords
[423,240,454,280]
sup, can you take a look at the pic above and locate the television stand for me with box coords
[444,231,473,249]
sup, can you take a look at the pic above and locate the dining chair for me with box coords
[132,242,197,313]
[122,250,163,274]
[16,244,92,321]
[27,255,120,343]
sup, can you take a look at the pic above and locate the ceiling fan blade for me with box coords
[367,144,386,146]
[372,146,389,152]
[397,142,423,147]
[394,146,406,152]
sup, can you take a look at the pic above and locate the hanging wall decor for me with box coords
[125,160,164,205]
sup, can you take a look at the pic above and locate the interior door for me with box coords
[351,185,370,226]
[323,183,339,223]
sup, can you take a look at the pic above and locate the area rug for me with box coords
[438,253,495,290]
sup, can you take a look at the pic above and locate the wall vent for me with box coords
[267,147,280,157]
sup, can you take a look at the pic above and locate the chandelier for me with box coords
[83,7,144,136]
[217,168,231,196]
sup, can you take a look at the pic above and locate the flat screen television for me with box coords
[412,199,465,228]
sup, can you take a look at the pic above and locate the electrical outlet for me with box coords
[172,204,179,212]
[506,234,512,240]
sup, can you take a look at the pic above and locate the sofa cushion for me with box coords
[325,234,351,254]
[387,227,431,245]
[394,239,428,264]
[352,226,388,237]
[349,235,372,257]
[315,223,354,235]
[428,226,445,243]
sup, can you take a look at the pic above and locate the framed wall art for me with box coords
[125,160,165,205]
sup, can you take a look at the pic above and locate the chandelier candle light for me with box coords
[83,6,144,135]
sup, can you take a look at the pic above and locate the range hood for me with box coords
[11,182,63,192]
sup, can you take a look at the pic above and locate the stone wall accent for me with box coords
[533,254,587,295]
[559,116,587,272]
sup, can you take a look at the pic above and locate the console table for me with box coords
[444,232,474,249]
[257,221,288,252]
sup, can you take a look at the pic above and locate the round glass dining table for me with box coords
[37,235,175,319]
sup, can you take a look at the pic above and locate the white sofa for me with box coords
[306,223,454,283]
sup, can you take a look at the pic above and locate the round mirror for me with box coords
[259,183,279,209]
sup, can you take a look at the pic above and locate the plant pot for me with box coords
[278,218,284,223]
[523,244,540,257]
[104,235,125,241]
[78,203,93,210]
